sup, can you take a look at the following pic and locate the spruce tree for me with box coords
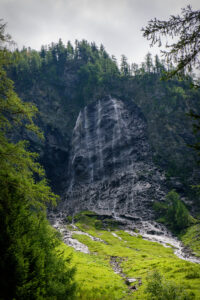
[0,21,76,300]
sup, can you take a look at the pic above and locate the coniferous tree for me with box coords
[145,52,153,73]
[166,190,190,231]
[0,21,76,300]
[120,54,130,76]
[142,5,200,82]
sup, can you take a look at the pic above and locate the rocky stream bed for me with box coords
[50,213,200,264]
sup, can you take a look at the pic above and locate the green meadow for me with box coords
[57,212,200,299]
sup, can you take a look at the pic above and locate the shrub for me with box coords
[166,190,191,231]
[145,270,195,300]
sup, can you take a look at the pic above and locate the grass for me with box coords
[57,212,200,299]
[180,224,200,257]
[58,243,128,300]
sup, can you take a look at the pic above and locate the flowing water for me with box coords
[124,218,200,264]
[49,213,200,264]
[64,96,166,218]
[57,96,200,264]
[97,100,104,172]
[84,106,94,183]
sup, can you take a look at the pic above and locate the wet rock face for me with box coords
[62,96,166,219]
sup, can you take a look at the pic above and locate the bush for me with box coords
[145,270,195,300]
[153,190,192,231]
[166,190,191,231]
[67,215,73,223]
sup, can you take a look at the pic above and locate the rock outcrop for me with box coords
[61,96,166,219]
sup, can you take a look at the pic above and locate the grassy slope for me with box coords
[59,245,127,300]
[180,224,200,257]
[57,212,200,299]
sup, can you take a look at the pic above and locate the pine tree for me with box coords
[120,54,130,76]
[0,21,76,299]
[142,5,200,82]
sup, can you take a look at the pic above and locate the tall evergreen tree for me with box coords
[120,54,130,76]
[145,52,153,73]
[0,21,76,300]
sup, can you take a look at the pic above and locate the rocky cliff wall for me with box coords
[61,96,166,219]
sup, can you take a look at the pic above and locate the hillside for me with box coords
[50,211,200,300]
[9,41,200,204]
[5,40,200,299]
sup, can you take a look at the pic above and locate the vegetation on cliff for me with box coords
[1,10,200,298]
[153,190,194,232]
[7,40,200,206]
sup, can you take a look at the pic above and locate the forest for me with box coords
[1,8,200,299]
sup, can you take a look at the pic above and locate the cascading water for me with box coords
[51,95,200,264]
[84,106,94,183]
[111,98,122,216]
[63,95,166,218]
[97,100,104,173]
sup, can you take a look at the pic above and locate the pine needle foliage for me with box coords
[142,5,200,82]
[0,21,76,299]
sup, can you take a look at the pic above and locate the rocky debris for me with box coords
[49,214,108,253]
[112,232,122,240]
[51,217,90,254]
[124,220,200,264]
[49,211,200,264]
[110,256,124,277]
[126,278,137,283]
[109,256,141,291]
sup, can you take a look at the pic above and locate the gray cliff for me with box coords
[61,96,166,219]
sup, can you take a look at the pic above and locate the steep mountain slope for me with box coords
[8,41,200,206]
[7,40,200,299]
[63,95,166,219]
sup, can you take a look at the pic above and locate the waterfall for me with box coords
[111,98,120,168]
[73,110,82,132]
[97,100,104,174]
[111,98,124,216]
[64,96,166,221]
[111,98,122,141]
[66,112,83,197]
[112,198,117,217]
[84,107,94,183]
[53,96,200,265]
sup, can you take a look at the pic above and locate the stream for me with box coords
[49,213,200,264]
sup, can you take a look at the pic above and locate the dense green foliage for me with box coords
[145,270,194,300]
[1,27,200,298]
[166,190,191,230]
[7,41,200,202]
[0,24,76,299]
[154,190,193,231]
[9,39,120,103]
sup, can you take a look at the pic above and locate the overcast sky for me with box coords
[1,0,199,65]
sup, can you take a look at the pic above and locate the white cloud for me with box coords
[1,0,199,65]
